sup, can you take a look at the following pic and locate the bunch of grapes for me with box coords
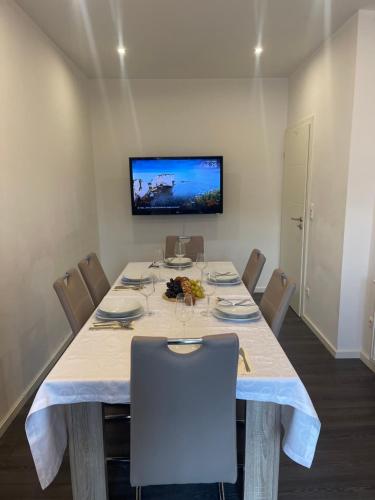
[165,277,205,300]
[165,278,183,298]
[190,279,205,299]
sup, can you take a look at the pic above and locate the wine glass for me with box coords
[174,239,186,259]
[201,272,216,317]
[153,247,165,282]
[139,274,155,315]
[175,293,194,335]
[196,252,207,282]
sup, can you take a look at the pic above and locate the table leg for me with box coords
[67,403,108,500]
[244,401,280,500]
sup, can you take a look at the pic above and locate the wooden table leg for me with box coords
[67,403,108,500]
[244,401,281,500]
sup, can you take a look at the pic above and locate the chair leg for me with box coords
[135,486,142,500]
[218,482,225,500]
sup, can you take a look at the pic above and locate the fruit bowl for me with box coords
[164,277,205,303]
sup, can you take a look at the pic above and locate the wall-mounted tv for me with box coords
[129,156,223,215]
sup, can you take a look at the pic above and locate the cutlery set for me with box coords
[114,284,144,291]
[90,320,134,330]
[216,297,254,306]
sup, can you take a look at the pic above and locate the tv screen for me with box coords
[129,156,223,215]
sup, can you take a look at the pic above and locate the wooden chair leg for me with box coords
[135,486,142,500]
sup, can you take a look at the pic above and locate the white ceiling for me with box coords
[16,0,375,78]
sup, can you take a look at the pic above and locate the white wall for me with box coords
[89,78,288,286]
[339,11,375,356]
[0,1,98,429]
[288,15,358,351]
[362,201,375,362]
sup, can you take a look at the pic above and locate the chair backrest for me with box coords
[78,252,110,307]
[260,268,296,337]
[165,235,204,260]
[53,268,94,335]
[242,248,266,295]
[130,334,239,487]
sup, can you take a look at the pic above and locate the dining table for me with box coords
[25,261,321,500]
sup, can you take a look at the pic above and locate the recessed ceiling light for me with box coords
[117,46,126,56]
[254,46,263,56]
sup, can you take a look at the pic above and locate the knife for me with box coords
[239,348,251,373]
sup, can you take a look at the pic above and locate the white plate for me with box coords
[207,278,241,286]
[96,308,144,322]
[216,303,259,317]
[163,262,192,269]
[213,272,240,283]
[164,257,192,266]
[97,308,143,319]
[98,297,142,316]
[214,309,259,320]
[121,275,152,284]
[212,309,261,323]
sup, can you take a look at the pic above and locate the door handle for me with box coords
[291,217,303,222]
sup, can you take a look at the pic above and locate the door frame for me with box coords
[282,115,314,317]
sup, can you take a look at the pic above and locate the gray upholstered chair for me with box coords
[130,334,239,500]
[54,266,129,429]
[242,248,266,295]
[78,254,130,424]
[53,268,94,335]
[165,235,204,260]
[260,268,296,337]
[78,252,110,307]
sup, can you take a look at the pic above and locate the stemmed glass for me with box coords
[153,247,164,265]
[175,293,194,335]
[153,247,165,282]
[201,272,217,317]
[196,252,207,282]
[174,239,186,259]
[139,274,155,315]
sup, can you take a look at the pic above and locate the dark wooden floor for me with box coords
[1,304,375,500]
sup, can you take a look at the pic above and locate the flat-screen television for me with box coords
[129,156,223,215]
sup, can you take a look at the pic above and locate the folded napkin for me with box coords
[217,296,255,306]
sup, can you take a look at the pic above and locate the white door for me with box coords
[280,122,311,315]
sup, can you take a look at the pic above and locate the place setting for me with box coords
[163,240,194,270]
[119,271,153,287]
[163,256,193,269]
[90,296,145,330]
[211,296,261,323]
[208,270,242,286]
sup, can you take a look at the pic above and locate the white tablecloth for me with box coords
[26,262,320,489]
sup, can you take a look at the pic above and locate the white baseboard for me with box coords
[302,314,360,358]
[302,314,337,357]
[0,331,73,438]
[360,351,375,373]
[335,349,361,359]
